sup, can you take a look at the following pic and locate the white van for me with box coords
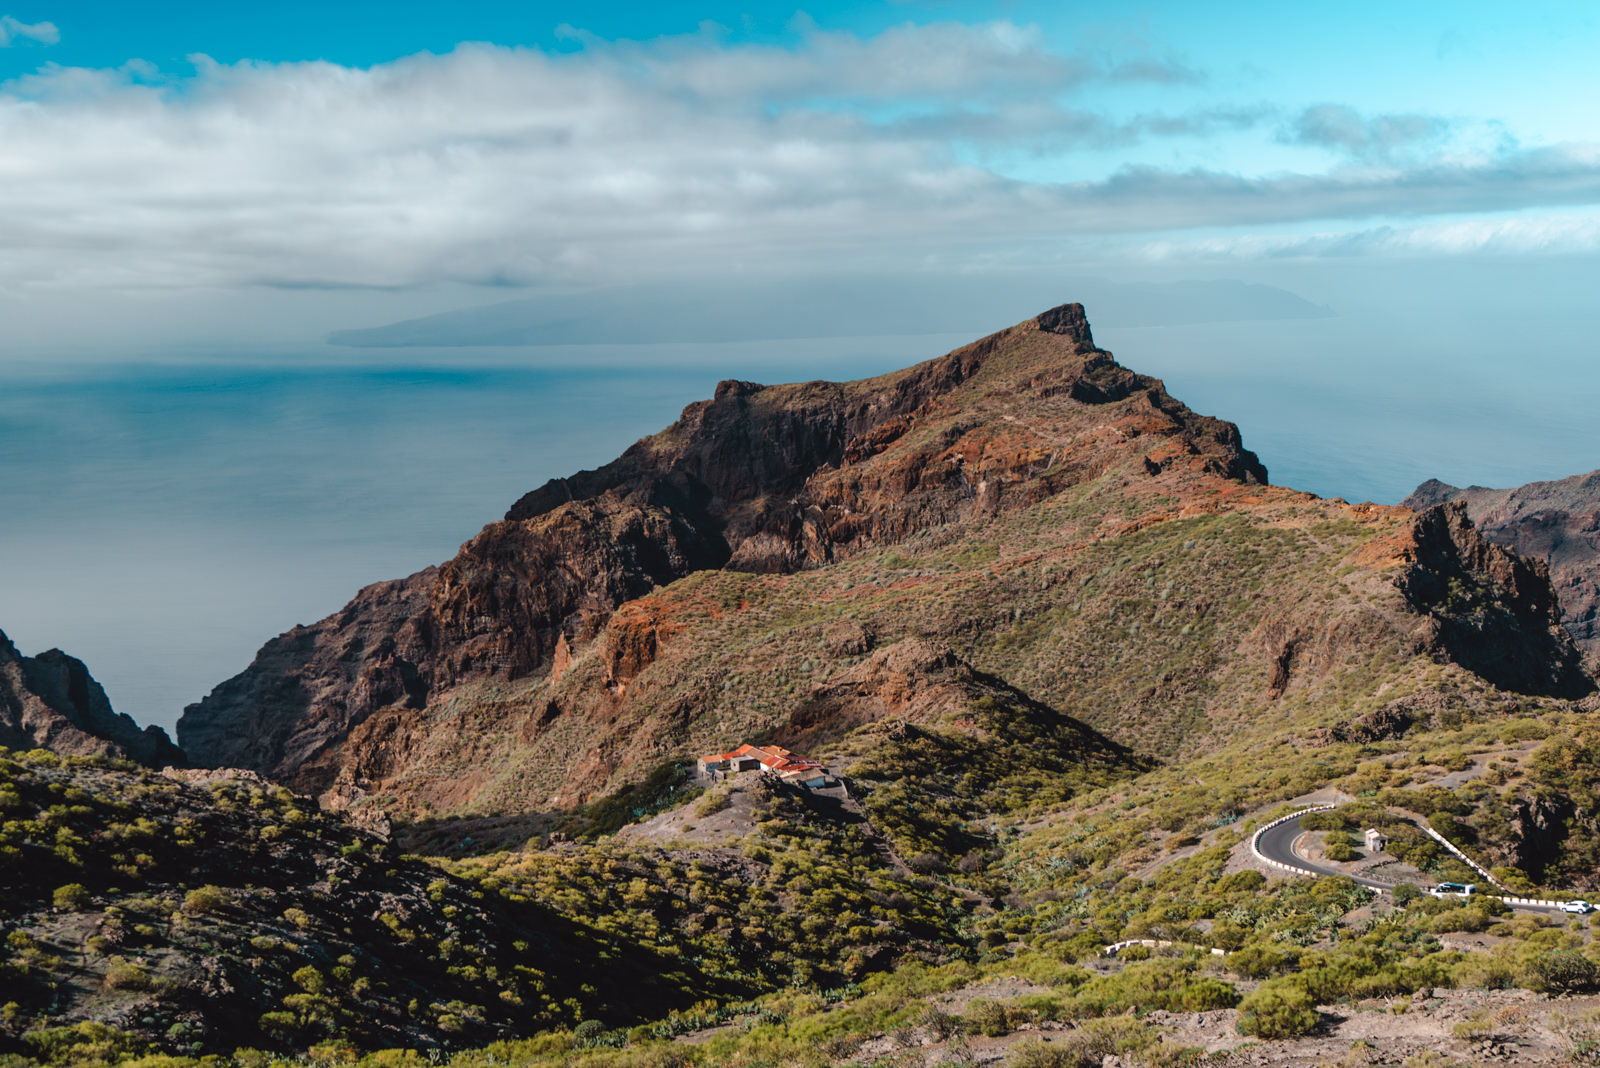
[1428,882,1475,898]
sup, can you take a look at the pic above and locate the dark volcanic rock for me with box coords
[1395,501,1592,698]
[1405,472,1600,660]
[179,304,1269,791]
[0,629,183,766]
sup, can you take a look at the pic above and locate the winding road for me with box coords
[1254,811,1567,915]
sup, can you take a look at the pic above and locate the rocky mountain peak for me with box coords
[0,628,184,766]
[177,305,1581,816]
[1033,301,1096,347]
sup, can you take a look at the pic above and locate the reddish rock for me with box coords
[181,304,1264,791]
[173,305,1588,815]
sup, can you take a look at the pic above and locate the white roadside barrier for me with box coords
[1421,825,1510,892]
[1248,804,1577,911]
[1103,939,1226,958]
[1248,804,1337,877]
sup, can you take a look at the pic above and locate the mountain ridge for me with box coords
[179,304,1589,822]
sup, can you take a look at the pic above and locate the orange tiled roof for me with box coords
[699,743,823,773]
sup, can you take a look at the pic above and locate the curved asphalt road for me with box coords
[1255,813,1565,914]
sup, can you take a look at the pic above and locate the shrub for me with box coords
[1236,979,1318,1039]
[1529,951,1600,994]
[52,883,90,910]
[23,1022,146,1065]
[921,1006,963,1040]
[103,957,152,992]
[1006,1036,1097,1068]
[1216,871,1265,894]
[695,790,733,818]
[293,966,326,995]
[964,997,1010,1037]
[182,885,230,915]
[1323,838,1356,862]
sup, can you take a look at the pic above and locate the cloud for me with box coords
[0,14,58,46]
[1135,212,1600,261]
[1280,104,1448,160]
[0,26,1595,296]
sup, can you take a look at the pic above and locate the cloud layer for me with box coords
[0,14,57,46]
[1,22,1597,295]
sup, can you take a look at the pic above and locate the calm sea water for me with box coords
[2,315,1594,736]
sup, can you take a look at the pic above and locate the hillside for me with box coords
[0,751,774,1058]
[10,305,1600,1067]
[179,305,1591,826]
[1406,471,1600,661]
[0,630,181,768]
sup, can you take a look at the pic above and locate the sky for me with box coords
[1,1,1597,733]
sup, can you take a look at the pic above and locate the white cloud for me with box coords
[0,25,1596,296]
[0,14,57,46]
[1135,212,1600,261]
[1280,104,1450,162]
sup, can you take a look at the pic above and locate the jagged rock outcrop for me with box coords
[1394,501,1591,697]
[1405,472,1600,659]
[0,629,183,766]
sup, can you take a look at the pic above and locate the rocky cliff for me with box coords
[1405,472,1600,661]
[178,305,1591,814]
[0,629,183,766]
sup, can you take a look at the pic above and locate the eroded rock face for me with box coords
[180,304,1266,791]
[1406,472,1600,660]
[0,629,183,766]
[175,303,1586,815]
[1394,501,1591,698]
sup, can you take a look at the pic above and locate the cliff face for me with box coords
[0,629,183,766]
[1405,472,1600,660]
[179,305,1263,790]
[1394,500,1590,697]
[178,305,1589,813]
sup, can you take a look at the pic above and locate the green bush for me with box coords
[1530,951,1600,994]
[103,957,153,992]
[23,1022,147,1065]
[1236,979,1318,1039]
[52,883,90,910]
[964,997,1010,1037]
[182,885,230,915]
[1006,1035,1101,1068]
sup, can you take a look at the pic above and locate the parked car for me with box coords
[1560,900,1594,914]
[1428,882,1476,898]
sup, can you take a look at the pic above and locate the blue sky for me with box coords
[2,0,1597,348]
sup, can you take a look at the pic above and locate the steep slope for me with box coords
[1406,471,1600,659]
[179,305,1261,789]
[0,629,182,767]
[179,305,1591,819]
[0,752,722,1058]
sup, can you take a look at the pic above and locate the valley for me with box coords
[4,305,1600,1067]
